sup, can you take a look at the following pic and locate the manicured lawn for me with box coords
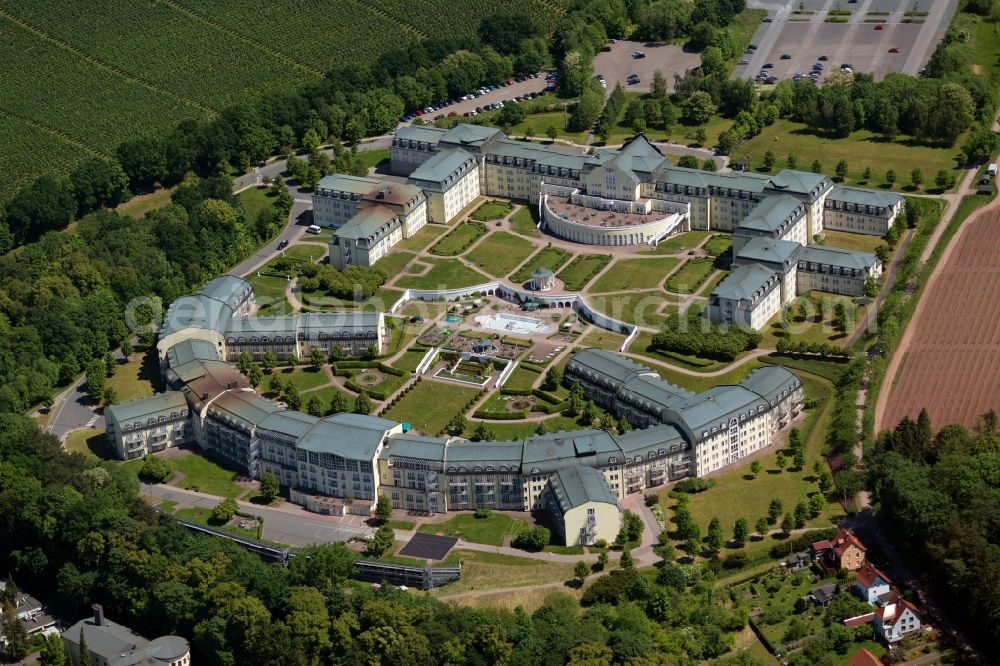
[376,251,417,279]
[507,112,590,143]
[246,273,291,315]
[175,507,259,540]
[107,351,160,403]
[394,348,431,373]
[429,221,488,256]
[358,148,390,171]
[511,247,571,283]
[556,254,611,291]
[703,235,732,256]
[673,374,838,535]
[417,513,527,546]
[65,428,109,460]
[430,550,577,599]
[643,230,714,255]
[171,453,246,498]
[382,380,481,435]
[822,230,884,253]
[579,328,628,351]
[627,329,730,372]
[237,186,277,220]
[741,119,961,188]
[504,365,542,390]
[465,231,537,278]
[273,366,330,393]
[665,257,717,293]
[589,291,678,327]
[510,206,540,236]
[590,257,679,292]
[395,258,491,290]
[281,244,326,262]
[465,413,606,441]
[470,199,514,221]
[388,519,416,530]
[301,385,357,411]
[759,294,868,349]
[395,224,447,252]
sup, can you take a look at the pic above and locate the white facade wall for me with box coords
[694,411,773,475]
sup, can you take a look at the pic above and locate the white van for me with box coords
[306,225,321,234]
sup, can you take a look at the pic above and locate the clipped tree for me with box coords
[367,524,394,556]
[262,351,278,372]
[354,390,372,415]
[86,359,107,402]
[808,493,826,517]
[780,512,795,535]
[750,460,762,478]
[619,548,635,569]
[763,150,775,171]
[596,551,609,571]
[733,518,749,545]
[775,451,787,471]
[885,169,897,187]
[768,498,783,523]
[574,560,590,585]
[811,159,822,174]
[309,348,325,369]
[706,517,724,553]
[306,395,324,417]
[285,384,302,411]
[542,367,562,391]
[835,160,848,181]
[755,517,769,537]
[139,454,171,483]
[910,168,923,189]
[375,494,393,524]
[794,501,809,528]
[248,364,263,388]
[329,391,349,415]
[793,448,806,470]
[862,166,872,182]
[259,472,280,503]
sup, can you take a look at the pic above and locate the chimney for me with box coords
[92,603,104,627]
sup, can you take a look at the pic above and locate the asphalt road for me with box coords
[143,484,373,546]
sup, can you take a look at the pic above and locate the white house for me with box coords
[854,561,892,604]
[874,596,921,643]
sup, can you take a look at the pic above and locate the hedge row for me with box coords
[520,362,547,373]
[332,361,406,377]
[472,409,529,420]
[499,388,533,397]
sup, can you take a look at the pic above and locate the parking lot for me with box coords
[593,39,701,94]
[736,0,959,83]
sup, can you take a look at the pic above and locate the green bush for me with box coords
[139,454,171,483]
[512,526,550,551]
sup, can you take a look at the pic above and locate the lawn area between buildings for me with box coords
[578,328,628,351]
[642,230,714,255]
[509,206,540,236]
[246,273,292,316]
[740,119,960,188]
[376,250,417,280]
[665,257,717,294]
[107,351,161,403]
[429,221,488,256]
[170,453,246,498]
[431,550,577,601]
[556,254,611,291]
[511,247,571,283]
[758,293,868,350]
[272,366,330,393]
[821,230,885,254]
[358,148,390,171]
[470,199,514,221]
[507,112,590,143]
[395,224,447,252]
[465,231,537,278]
[383,380,481,435]
[64,428,109,460]
[395,258,491,290]
[590,257,680,293]
[589,291,678,328]
[703,235,732,256]
[393,348,431,373]
[504,365,542,390]
[627,330,733,376]
[300,385,357,412]
[417,512,527,546]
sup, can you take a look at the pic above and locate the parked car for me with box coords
[762,62,774,69]
[888,47,899,53]
[765,76,779,84]
[874,23,884,30]
[738,58,750,65]
[818,55,828,61]
[306,225,321,234]
[277,239,289,250]
[780,54,791,59]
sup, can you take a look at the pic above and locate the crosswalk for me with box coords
[294,197,312,205]
[85,414,100,427]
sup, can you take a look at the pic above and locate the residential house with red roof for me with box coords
[854,561,892,604]
[873,595,921,643]
[812,528,866,571]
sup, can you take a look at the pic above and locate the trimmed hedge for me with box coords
[499,388,534,397]
[472,409,529,420]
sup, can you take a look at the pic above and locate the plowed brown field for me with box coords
[883,207,1000,430]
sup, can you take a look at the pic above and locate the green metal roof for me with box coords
[395,124,447,144]
[615,424,687,458]
[297,413,398,460]
[653,164,769,192]
[827,185,902,210]
[408,148,475,184]
[521,429,619,472]
[547,464,617,513]
[334,205,400,241]
[316,173,380,195]
[201,275,253,310]
[381,433,447,462]
[797,245,878,270]
[445,440,523,468]
[712,263,780,301]
[616,373,693,416]
[166,338,220,368]
[257,410,320,438]
[566,348,659,391]
[160,295,232,337]
[105,391,188,425]
[675,384,768,434]
[225,315,298,337]
[608,134,668,177]
[440,123,503,147]
[767,169,831,198]
[734,237,801,267]
[738,194,805,233]
[298,311,382,331]
[739,365,800,406]
[208,391,282,430]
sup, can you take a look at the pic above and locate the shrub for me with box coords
[210,497,238,523]
[512,526,550,551]
[672,478,716,494]
[139,455,170,483]
[474,507,492,519]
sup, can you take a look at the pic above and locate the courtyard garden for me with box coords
[465,231,537,277]
[382,380,481,435]
[429,220,488,256]
[511,247,571,283]
[471,199,514,221]
[509,207,539,236]
[556,254,611,290]
[590,257,679,292]
[665,257,717,293]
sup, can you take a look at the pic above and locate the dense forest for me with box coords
[0,412,768,665]
[872,409,1000,654]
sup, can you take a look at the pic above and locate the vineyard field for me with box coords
[0,0,315,110]
[179,0,421,71]
[371,0,566,40]
[0,19,205,156]
[0,113,91,202]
